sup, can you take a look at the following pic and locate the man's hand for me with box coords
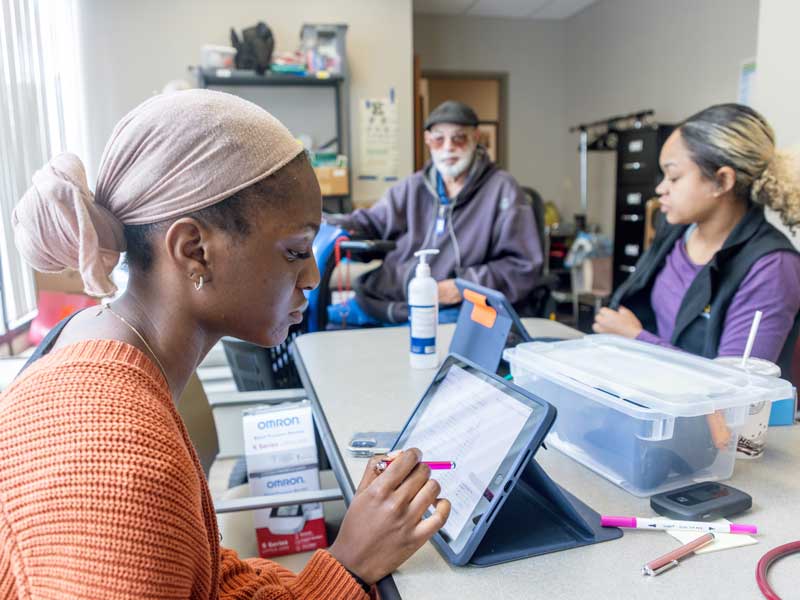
[437,279,461,305]
[592,306,644,338]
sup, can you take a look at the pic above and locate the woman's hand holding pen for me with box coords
[329,448,451,586]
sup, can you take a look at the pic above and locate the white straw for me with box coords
[741,310,763,368]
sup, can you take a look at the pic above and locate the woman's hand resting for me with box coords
[592,306,644,339]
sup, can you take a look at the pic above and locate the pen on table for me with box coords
[642,532,715,576]
[600,515,757,534]
[375,460,456,472]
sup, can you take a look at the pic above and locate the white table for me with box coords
[293,320,799,599]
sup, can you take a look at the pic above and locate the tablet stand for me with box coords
[450,307,513,373]
[449,283,559,374]
[469,456,622,566]
[449,286,520,373]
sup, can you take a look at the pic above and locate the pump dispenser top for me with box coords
[414,249,439,278]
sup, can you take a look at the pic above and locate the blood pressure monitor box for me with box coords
[248,467,327,558]
[243,402,327,558]
[242,401,317,473]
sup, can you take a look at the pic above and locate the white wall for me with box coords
[75,0,764,218]
[563,0,760,234]
[752,0,800,246]
[414,0,760,233]
[414,15,568,205]
[74,0,412,207]
[753,0,800,147]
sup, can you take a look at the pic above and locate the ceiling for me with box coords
[413,0,598,20]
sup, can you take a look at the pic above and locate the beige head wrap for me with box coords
[13,89,302,297]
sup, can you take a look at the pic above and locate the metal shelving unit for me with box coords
[196,67,352,212]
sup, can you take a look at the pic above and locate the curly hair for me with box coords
[750,149,800,231]
[679,103,800,230]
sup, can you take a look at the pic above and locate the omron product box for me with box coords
[248,466,327,558]
[243,401,317,475]
[243,401,327,558]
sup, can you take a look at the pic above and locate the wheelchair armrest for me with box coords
[536,272,560,290]
[337,239,396,262]
[513,273,561,319]
[337,239,396,252]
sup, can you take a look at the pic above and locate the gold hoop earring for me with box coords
[195,275,204,291]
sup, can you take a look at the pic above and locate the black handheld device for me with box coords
[650,481,752,521]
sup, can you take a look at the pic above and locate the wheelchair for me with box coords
[308,185,557,332]
[223,186,556,390]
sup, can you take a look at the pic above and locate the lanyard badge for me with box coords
[436,205,447,236]
[436,172,450,237]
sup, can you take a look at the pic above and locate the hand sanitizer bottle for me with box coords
[409,249,440,369]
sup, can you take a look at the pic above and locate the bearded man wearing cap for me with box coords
[327,100,542,324]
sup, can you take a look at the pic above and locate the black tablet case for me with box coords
[420,354,624,566]
[445,286,627,565]
[467,455,622,566]
[399,346,623,566]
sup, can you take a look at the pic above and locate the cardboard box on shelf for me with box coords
[242,401,317,475]
[248,466,327,558]
[314,166,349,197]
[35,270,86,295]
[242,401,327,559]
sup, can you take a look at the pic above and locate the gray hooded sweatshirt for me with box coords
[331,148,542,322]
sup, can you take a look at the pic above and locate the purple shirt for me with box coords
[636,238,800,363]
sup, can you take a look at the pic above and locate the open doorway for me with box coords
[415,68,508,171]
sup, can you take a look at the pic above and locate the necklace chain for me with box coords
[100,304,169,383]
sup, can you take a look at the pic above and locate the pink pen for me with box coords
[375,460,456,472]
[600,515,757,534]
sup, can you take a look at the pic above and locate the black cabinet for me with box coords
[616,184,653,216]
[616,128,662,181]
[613,125,673,289]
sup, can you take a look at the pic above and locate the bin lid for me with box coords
[504,335,793,417]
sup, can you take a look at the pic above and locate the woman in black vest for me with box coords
[594,104,800,376]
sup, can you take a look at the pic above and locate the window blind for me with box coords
[0,0,84,332]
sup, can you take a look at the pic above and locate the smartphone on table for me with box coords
[347,431,400,457]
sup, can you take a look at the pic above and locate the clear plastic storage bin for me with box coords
[201,44,236,69]
[504,335,792,496]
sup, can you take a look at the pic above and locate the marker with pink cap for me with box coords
[600,515,758,535]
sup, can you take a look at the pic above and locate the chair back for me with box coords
[307,222,348,332]
[516,186,557,318]
[644,198,661,250]
[521,186,547,259]
[176,372,219,477]
[221,336,301,391]
[589,256,613,296]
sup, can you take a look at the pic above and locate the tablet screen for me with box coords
[394,358,546,554]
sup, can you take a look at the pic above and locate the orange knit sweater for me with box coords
[0,340,367,600]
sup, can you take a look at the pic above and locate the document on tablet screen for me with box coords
[401,365,533,542]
